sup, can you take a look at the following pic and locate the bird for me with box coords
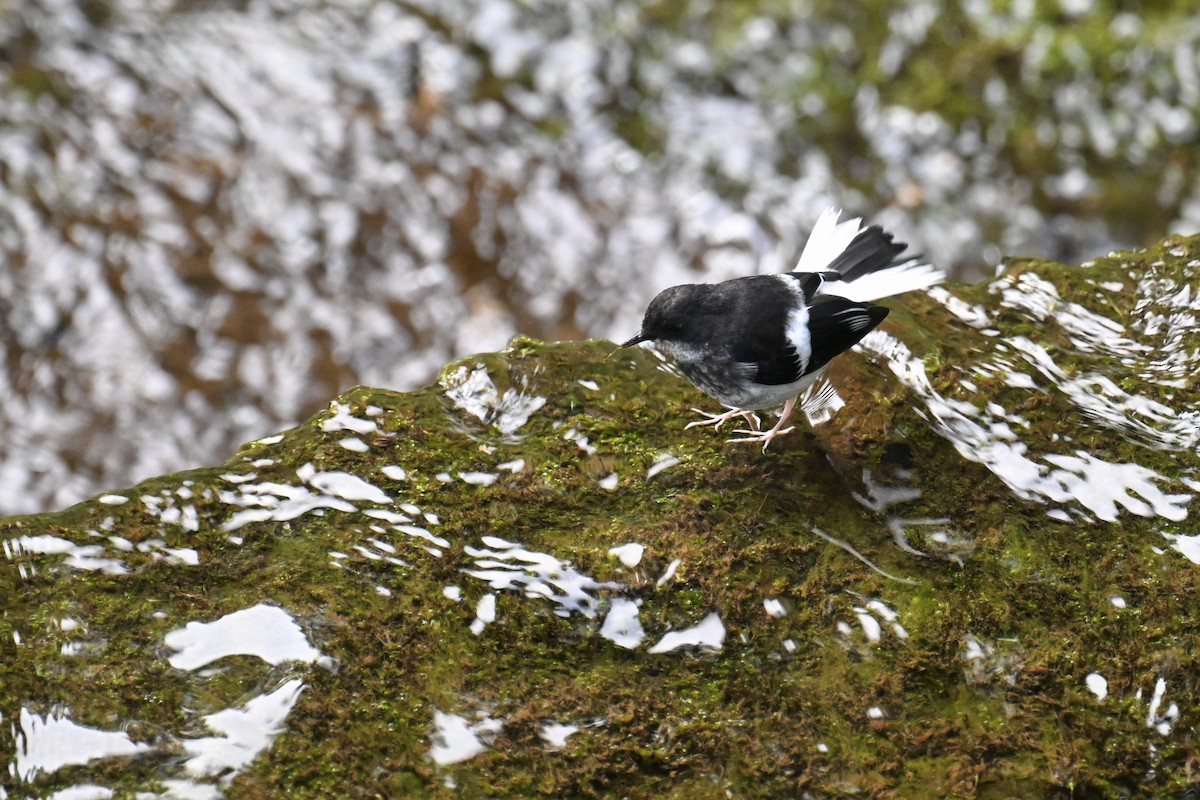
[621,208,944,450]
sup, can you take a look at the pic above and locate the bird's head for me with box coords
[621,285,698,348]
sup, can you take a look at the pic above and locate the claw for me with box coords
[723,395,800,452]
[727,426,796,451]
[685,406,761,432]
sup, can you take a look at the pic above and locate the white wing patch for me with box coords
[775,275,812,373]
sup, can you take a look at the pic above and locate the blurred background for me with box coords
[2,0,1198,516]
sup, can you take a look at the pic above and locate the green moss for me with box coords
[4,237,1200,797]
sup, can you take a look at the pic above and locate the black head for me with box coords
[621,285,702,348]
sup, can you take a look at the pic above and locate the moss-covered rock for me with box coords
[3,236,1198,798]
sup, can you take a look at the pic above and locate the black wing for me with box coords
[703,277,805,386]
[805,295,889,373]
[747,341,805,385]
[698,277,887,387]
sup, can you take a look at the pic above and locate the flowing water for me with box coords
[4,0,1200,515]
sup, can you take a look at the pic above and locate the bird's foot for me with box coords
[686,406,761,432]
[727,423,797,452]
[726,396,799,452]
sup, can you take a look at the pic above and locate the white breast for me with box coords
[735,367,826,410]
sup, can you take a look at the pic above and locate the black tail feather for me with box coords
[826,226,907,282]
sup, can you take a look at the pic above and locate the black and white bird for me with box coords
[621,208,944,449]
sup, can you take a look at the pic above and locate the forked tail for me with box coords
[792,208,945,303]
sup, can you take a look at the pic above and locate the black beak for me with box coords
[620,333,649,348]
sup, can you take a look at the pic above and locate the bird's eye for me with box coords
[657,320,683,338]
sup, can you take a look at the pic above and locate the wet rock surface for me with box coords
[2,236,1198,798]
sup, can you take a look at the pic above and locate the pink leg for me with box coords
[727,396,798,452]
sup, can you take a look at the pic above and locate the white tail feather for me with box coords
[793,208,862,274]
[819,259,945,302]
[795,207,945,301]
